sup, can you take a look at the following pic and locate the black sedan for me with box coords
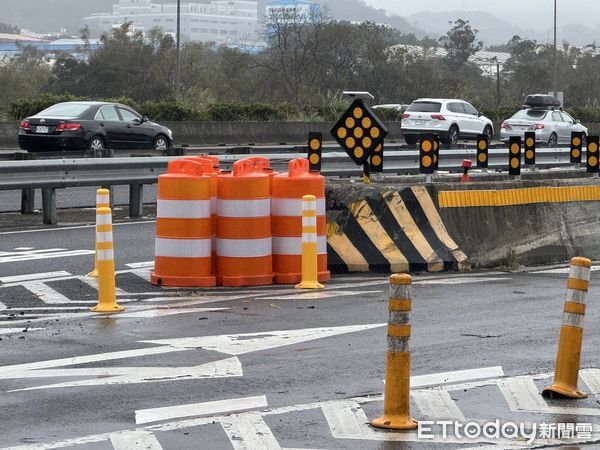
[18,102,173,152]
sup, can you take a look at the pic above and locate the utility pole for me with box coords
[176,0,181,99]
[496,60,501,107]
[553,0,557,97]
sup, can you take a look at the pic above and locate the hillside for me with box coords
[0,0,428,37]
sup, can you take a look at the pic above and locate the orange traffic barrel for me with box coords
[216,158,274,286]
[272,158,330,284]
[245,157,277,193]
[151,159,215,287]
[184,156,221,274]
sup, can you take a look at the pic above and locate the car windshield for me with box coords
[407,102,441,113]
[510,109,548,121]
[37,103,90,118]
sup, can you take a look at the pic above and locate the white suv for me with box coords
[401,99,494,147]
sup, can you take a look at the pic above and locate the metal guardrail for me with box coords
[0,148,579,225]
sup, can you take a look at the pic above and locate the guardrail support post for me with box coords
[41,188,56,225]
[21,189,35,214]
[129,184,144,218]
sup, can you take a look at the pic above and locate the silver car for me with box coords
[500,109,588,147]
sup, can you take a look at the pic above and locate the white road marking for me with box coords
[109,430,163,450]
[9,366,600,450]
[0,328,45,335]
[126,261,154,269]
[0,249,95,264]
[497,376,600,416]
[128,268,152,282]
[136,395,268,425]
[414,277,509,285]
[581,368,600,398]
[78,275,129,296]
[0,324,382,391]
[98,307,228,319]
[12,247,34,251]
[259,290,382,301]
[411,389,466,421]
[140,324,385,355]
[8,357,243,392]
[220,414,281,450]
[530,265,600,274]
[411,366,504,388]
[0,271,71,283]
[0,220,155,235]
[16,280,72,304]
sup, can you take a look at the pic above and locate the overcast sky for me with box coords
[363,0,597,29]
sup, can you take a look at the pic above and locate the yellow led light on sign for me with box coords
[345,117,355,128]
[572,149,580,158]
[354,147,364,159]
[510,143,519,153]
[353,107,363,119]
[362,117,372,128]
[478,153,486,163]
[354,127,364,139]
[337,128,347,139]
[371,155,382,166]
[590,156,598,166]
[346,137,356,148]
[573,137,581,146]
[422,140,432,152]
[362,137,372,148]
[309,139,320,150]
[590,143,598,152]
[510,158,519,169]
[422,155,432,167]
[526,138,534,147]
[526,150,534,159]
[309,153,320,164]
[478,140,487,150]
[370,127,380,138]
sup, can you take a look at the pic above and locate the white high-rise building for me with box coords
[83,0,259,44]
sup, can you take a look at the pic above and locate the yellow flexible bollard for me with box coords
[295,195,324,289]
[87,188,111,277]
[91,206,124,313]
[371,273,417,430]
[543,256,592,399]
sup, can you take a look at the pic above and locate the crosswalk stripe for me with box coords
[411,389,465,421]
[497,378,549,412]
[581,369,600,398]
[18,281,72,304]
[109,430,163,450]
[220,414,281,450]
[0,271,71,284]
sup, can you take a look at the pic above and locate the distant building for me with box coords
[389,44,511,78]
[83,0,259,44]
[0,35,101,60]
[265,0,320,23]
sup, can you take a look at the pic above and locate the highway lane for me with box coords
[0,222,599,448]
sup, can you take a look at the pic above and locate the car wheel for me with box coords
[442,125,459,147]
[483,125,493,144]
[548,133,558,148]
[153,135,169,151]
[405,136,417,145]
[89,136,105,151]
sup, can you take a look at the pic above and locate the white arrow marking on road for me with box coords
[95,307,229,319]
[136,395,268,425]
[109,430,163,450]
[139,323,385,355]
[8,357,242,391]
[0,324,384,391]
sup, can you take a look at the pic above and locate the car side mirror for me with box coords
[141,116,149,123]
[132,118,142,125]
[575,119,581,124]
[477,112,483,117]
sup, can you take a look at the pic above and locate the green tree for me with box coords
[439,19,483,69]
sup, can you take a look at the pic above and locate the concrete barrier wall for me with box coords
[0,121,404,148]
[326,175,600,273]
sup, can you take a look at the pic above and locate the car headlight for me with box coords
[166,128,173,138]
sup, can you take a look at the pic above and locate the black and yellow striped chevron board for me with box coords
[326,186,468,273]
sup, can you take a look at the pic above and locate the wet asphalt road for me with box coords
[0,222,599,449]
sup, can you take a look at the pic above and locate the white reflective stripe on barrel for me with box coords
[217,238,272,258]
[96,231,113,243]
[157,200,211,219]
[302,200,317,212]
[96,214,112,225]
[96,194,110,205]
[271,198,325,216]
[155,238,212,258]
[97,249,114,261]
[272,236,327,255]
[302,216,317,227]
[217,199,270,218]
